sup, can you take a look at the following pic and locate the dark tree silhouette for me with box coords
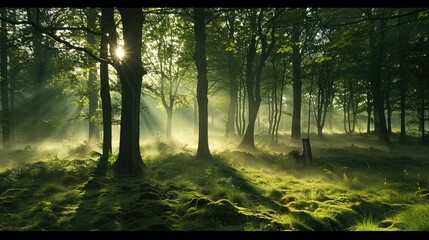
[193,8,213,160]
[111,8,147,175]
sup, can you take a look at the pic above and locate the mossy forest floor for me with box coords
[1,133,429,231]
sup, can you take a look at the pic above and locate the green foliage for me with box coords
[315,55,333,63]
[223,39,236,52]
[418,10,429,19]
[395,205,429,230]
[276,45,293,54]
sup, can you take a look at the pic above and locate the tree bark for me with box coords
[366,94,372,134]
[166,107,172,140]
[290,22,302,144]
[27,8,48,139]
[0,8,10,150]
[225,11,238,137]
[193,8,212,160]
[96,8,113,173]
[112,8,146,175]
[86,8,100,145]
[398,17,407,143]
[369,17,391,148]
[239,9,275,149]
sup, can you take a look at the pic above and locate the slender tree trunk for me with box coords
[343,85,349,134]
[366,96,372,134]
[225,11,238,137]
[274,57,287,143]
[268,90,273,136]
[240,9,274,149]
[194,95,198,135]
[369,18,391,148]
[96,8,113,173]
[399,17,407,143]
[419,77,425,142]
[236,77,246,136]
[238,10,257,149]
[166,107,172,140]
[112,8,146,175]
[290,22,302,144]
[386,68,392,134]
[0,8,10,150]
[27,8,47,139]
[87,8,100,145]
[193,8,212,160]
[8,9,16,148]
[270,54,278,144]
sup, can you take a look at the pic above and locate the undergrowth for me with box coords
[0,135,428,231]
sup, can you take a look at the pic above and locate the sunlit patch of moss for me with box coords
[39,182,65,194]
[373,188,421,204]
[348,213,395,231]
[52,189,83,205]
[208,183,249,207]
[2,134,429,231]
[288,210,319,231]
[314,202,358,230]
[394,204,429,230]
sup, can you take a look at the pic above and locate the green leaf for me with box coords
[418,10,429,19]
[315,56,333,63]
[276,45,292,54]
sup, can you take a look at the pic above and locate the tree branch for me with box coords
[0,14,111,64]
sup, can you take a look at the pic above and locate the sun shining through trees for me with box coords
[115,46,125,60]
[1,7,429,231]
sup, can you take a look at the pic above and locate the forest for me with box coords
[0,7,429,231]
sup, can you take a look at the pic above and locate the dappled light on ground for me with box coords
[1,134,428,231]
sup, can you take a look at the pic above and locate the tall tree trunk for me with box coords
[238,10,257,149]
[419,76,426,142]
[290,22,302,144]
[8,8,16,148]
[236,77,246,136]
[166,107,172,140]
[0,8,10,150]
[225,11,238,137]
[239,9,274,149]
[366,94,372,134]
[369,17,391,148]
[112,8,146,175]
[27,8,47,139]
[274,56,287,143]
[386,68,392,134]
[193,95,198,135]
[87,8,100,145]
[270,52,279,144]
[193,8,212,160]
[96,8,113,173]
[398,17,407,143]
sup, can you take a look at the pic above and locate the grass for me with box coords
[0,133,429,231]
[394,205,429,230]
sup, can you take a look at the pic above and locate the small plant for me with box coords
[349,213,386,231]
[341,173,361,189]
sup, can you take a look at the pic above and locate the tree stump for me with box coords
[292,138,313,166]
[301,138,313,166]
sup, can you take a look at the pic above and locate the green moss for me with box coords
[1,137,429,231]
[395,205,429,230]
